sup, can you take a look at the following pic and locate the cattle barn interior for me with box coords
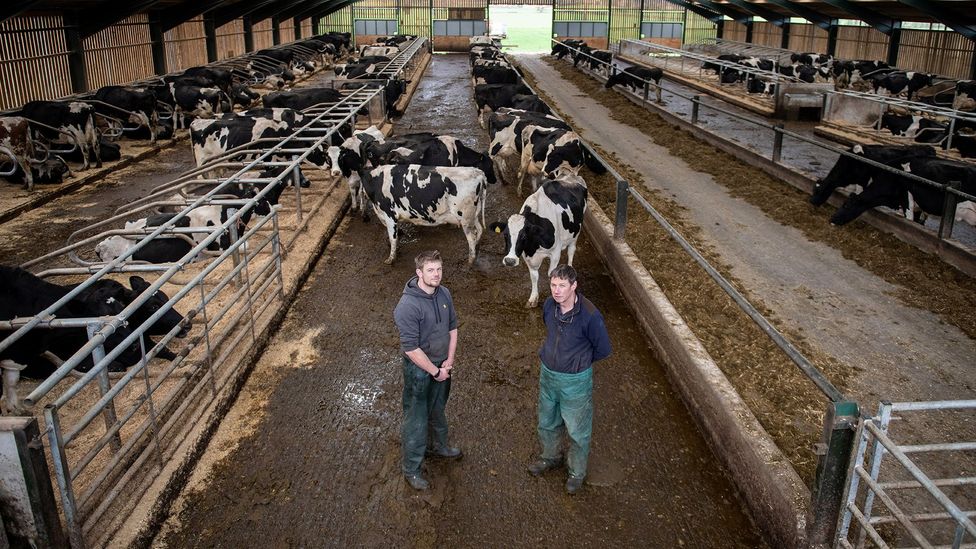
[1,0,975,547]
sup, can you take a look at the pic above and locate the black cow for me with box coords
[575,46,613,74]
[810,144,936,206]
[92,86,160,142]
[747,77,777,96]
[61,138,120,163]
[551,39,585,60]
[474,83,533,127]
[148,81,223,127]
[605,66,664,101]
[955,80,976,110]
[1,266,143,414]
[262,88,344,110]
[1,157,70,186]
[230,83,260,108]
[20,101,101,170]
[831,156,976,226]
[791,52,831,66]
[180,67,233,97]
[472,66,521,86]
[702,54,745,74]
[874,71,936,100]
[778,63,817,83]
[488,108,571,184]
[510,94,551,115]
[879,113,949,144]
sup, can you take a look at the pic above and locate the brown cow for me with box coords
[0,117,34,190]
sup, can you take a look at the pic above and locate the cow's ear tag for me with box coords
[494,226,501,233]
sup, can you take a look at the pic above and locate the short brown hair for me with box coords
[414,250,441,270]
[549,264,577,284]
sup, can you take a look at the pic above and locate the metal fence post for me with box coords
[938,180,961,241]
[45,405,84,548]
[643,80,650,103]
[86,323,122,453]
[808,400,860,546]
[614,179,629,240]
[691,95,701,125]
[772,124,784,163]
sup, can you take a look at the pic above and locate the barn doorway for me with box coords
[489,5,552,54]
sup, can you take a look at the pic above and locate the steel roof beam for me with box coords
[278,0,334,22]
[693,0,753,24]
[762,0,833,30]
[893,0,976,41]
[213,0,279,28]
[722,0,788,26]
[816,0,896,35]
[159,0,232,32]
[250,0,313,23]
[1,0,43,25]
[295,0,354,22]
[78,0,167,38]
[657,0,723,23]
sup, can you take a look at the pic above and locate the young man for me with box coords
[528,264,611,495]
[393,250,462,490]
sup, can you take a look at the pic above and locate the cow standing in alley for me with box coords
[517,127,606,195]
[360,164,488,264]
[490,175,588,308]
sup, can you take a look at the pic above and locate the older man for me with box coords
[393,250,462,490]
[528,264,611,495]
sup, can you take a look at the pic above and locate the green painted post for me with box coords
[808,400,860,546]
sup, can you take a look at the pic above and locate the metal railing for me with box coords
[837,400,976,548]
[0,75,388,547]
[554,39,976,243]
[698,37,804,65]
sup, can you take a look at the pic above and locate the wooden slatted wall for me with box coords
[684,12,717,45]
[0,15,73,111]
[279,19,296,43]
[165,17,208,71]
[751,21,782,47]
[83,15,155,90]
[216,19,246,60]
[401,0,432,38]
[788,23,828,53]
[301,19,313,38]
[252,19,275,50]
[834,25,889,60]
[898,29,974,79]
[319,7,354,35]
[723,21,747,42]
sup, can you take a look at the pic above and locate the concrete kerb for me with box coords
[601,71,976,279]
[582,198,811,548]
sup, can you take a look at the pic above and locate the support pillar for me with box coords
[294,16,302,39]
[148,10,167,75]
[312,14,322,36]
[971,40,976,80]
[886,21,901,67]
[63,11,88,93]
[272,17,281,45]
[204,14,218,62]
[826,23,838,56]
[243,16,254,53]
[744,20,753,43]
[716,19,724,40]
[780,21,790,50]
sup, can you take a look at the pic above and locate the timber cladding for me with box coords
[0,15,73,111]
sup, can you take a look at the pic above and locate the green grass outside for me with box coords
[489,5,553,53]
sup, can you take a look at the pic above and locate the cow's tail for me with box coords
[480,178,487,230]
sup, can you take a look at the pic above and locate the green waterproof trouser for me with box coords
[401,357,451,476]
[537,363,593,479]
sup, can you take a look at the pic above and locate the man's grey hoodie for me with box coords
[393,276,458,363]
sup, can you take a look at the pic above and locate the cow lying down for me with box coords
[489,174,588,307]
[360,164,488,265]
[1,267,187,415]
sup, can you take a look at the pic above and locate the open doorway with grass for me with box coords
[488,5,552,54]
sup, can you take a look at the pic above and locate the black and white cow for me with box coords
[470,46,504,65]
[510,94,551,115]
[954,80,976,111]
[605,66,664,101]
[487,108,570,184]
[366,133,496,184]
[0,117,35,190]
[810,144,936,206]
[747,77,777,96]
[358,45,400,57]
[61,138,120,163]
[95,205,250,264]
[325,125,386,212]
[778,63,817,83]
[474,83,533,128]
[359,165,488,264]
[148,81,223,127]
[517,127,606,194]
[831,156,976,226]
[92,86,159,142]
[262,88,344,110]
[873,71,936,100]
[738,57,775,72]
[189,108,329,168]
[180,66,234,98]
[879,113,950,144]
[573,45,613,74]
[551,40,585,60]
[20,101,101,170]
[1,266,143,415]
[489,174,587,307]
[702,54,745,74]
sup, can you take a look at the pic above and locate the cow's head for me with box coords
[830,193,868,225]
[488,220,519,267]
[810,144,867,206]
[128,276,190,338]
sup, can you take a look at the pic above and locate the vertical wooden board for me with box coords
[321,7,354,34]
[787,23,828,54]
[0,15,73,109]
[751,21,782,47]
[610,9,639,45]
[897,29,974,79]
[723,22,747,42]
[252,19,275,50]
[400,2,433,38]
[216,19,246,60]
[834,25,888,61]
